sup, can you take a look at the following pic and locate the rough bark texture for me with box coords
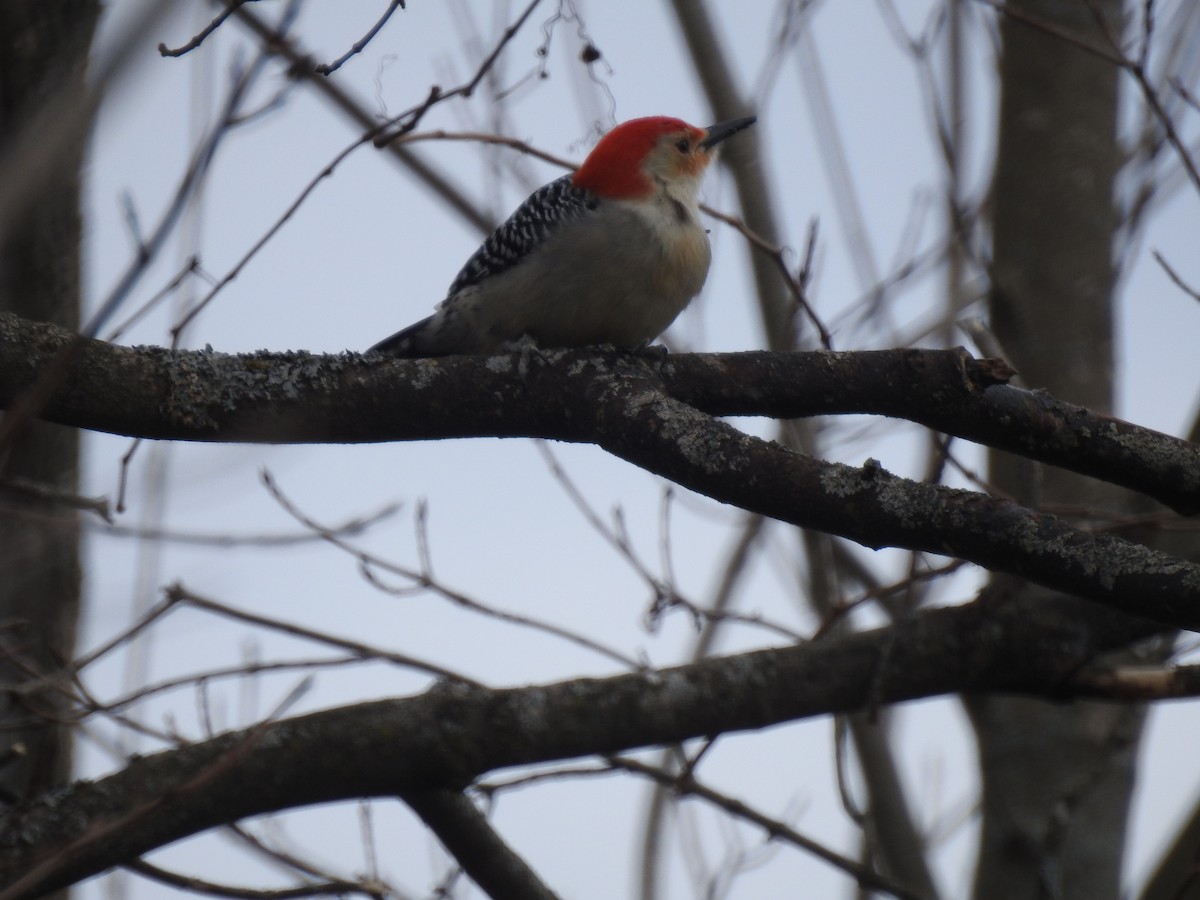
[970,2,1140,898]
[3,322,1197,513]
[2,322,1199,632]
[0,1,99,858]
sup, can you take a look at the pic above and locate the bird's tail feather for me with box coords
[368,315,435,357]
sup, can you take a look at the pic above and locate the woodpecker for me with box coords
[370,114,756,357]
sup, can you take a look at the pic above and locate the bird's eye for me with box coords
[675,138,690,153]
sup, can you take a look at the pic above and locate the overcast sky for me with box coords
[72,2,1200,898]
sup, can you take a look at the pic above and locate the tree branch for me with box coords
[1,312,1194,510]
[0,596,1164,898]
[402,789,562,900]
[2,311,1199,632]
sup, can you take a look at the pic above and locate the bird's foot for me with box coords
[632,340,669,358]
[502,334,553,378]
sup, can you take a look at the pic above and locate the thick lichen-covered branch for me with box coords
[2,310,1198,630]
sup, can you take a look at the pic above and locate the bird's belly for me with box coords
[471,217,711,350]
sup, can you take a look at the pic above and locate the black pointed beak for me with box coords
[699,115,757,150]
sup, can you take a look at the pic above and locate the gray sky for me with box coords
[75,2,1200,897]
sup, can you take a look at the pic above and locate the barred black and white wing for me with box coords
[445,175,594,295]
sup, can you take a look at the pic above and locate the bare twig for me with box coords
[224,821,391,897]
[97,656,370,715]
[812,560,969,640]
[229,3,493,234]
[104,256,207,342]
[535,443,708,633]
[1153,250,1200,302]
[159,1,252,57]
[611,755,925,900]
[0,477,111,522]
[171,133,367,339]
[316,1,406,75]
[391,128,576,170]
[94,8,286,341]
[167,582,476,686]
[260,469,641,669]
[127,858,385,899]
[374,0,544,145]
[705,208,832,347]
[96,502,401,547]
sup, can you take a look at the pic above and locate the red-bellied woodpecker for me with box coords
[370,114,756,357]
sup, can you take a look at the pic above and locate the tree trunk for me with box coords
[969,2,1139,898]
[0,2,100,872]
